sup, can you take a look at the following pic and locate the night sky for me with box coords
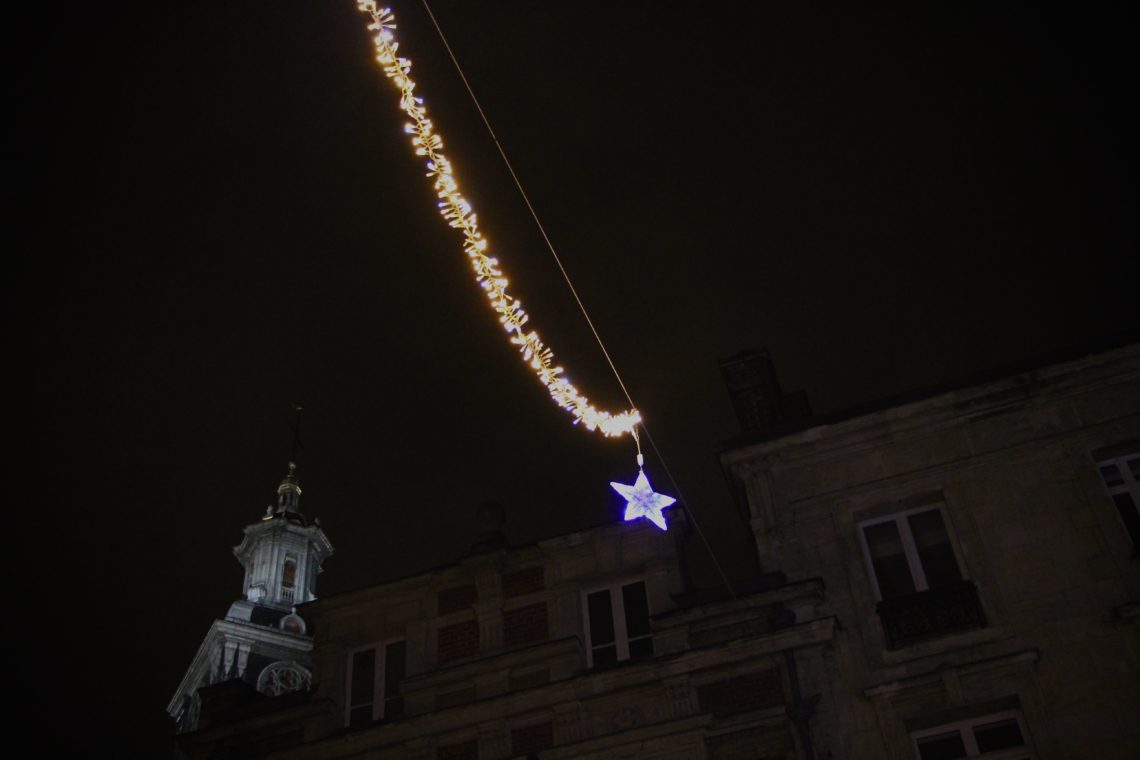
[18,2,1136,755]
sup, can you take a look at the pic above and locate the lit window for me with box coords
[583,580,652,668]
[282,559,297,589]
[912,711,1034,759]
[858,506,964,600]
[1096,449,1140,548]
[346,640,406,727]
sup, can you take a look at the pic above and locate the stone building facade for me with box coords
[721,343,1140,758]
[170,343,1139,758]
[176,514,837,758]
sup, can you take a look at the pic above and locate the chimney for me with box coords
[471,501,507,553]
[719,349,811,435]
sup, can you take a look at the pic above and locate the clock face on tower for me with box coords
[257,662,312,697]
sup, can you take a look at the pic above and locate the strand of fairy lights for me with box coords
[357,2,641,438]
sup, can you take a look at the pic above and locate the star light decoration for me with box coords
[356,2,641,438]
[610,468,677,531]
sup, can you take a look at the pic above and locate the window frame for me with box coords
[857,504,967,602]
[344,638,405,727]
[1095,449,1140,547]
[581,578,653,669]
[911,709,1035,759]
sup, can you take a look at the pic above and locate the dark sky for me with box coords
[17,1,1136,755]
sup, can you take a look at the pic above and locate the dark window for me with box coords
[383,640,405,719]
[1111,493,1140,545]
[347,640,406,727]
[911,710,1032,758]
[622,581,653,660]
[864,520,916,599]
[973,718,1024,752]
[585,580,653,667]
[1098,451,1140,547]
[915,731,967,760]
[860,506,964,600]
[587,589,617,668]
[909,509,962,588]
[1100,464,1125,488]
[348,649,375,727]
[863,506,983,648]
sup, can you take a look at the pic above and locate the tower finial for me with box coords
[275,461,302,516]
[266,406,307,520]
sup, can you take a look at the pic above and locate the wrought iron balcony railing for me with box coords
[876,580,985,649]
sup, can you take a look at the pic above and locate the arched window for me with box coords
[282,559,297,589]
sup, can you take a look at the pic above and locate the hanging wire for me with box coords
[417,0,736,599]
[417,0,636,414]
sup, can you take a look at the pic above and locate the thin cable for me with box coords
[418,0,636,413]
[418,0,736,599]
[639,421,737,599]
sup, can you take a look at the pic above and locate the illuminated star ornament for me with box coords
[611,467,677,531]
[355,3,679,531]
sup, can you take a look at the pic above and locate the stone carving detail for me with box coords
[257,661,312,697]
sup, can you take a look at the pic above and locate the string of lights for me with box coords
[356,1,641,438]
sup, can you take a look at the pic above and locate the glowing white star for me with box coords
[611,469,677,531]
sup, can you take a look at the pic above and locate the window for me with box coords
[912,711,1034,759]
[583,580,652,668]
[281,559,297,589]
[1096,449,1140,548]
[858,506,964,600]
[860,504,984,648]
[346,640,406,727]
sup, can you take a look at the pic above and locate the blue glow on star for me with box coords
[611,469,677,531]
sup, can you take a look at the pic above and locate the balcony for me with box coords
[876,580,985,649]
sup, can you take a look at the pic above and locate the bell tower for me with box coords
[235,462,332,608]
[168,462,334,733]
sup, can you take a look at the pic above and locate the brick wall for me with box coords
[437,620,480,663]
[438,583,478,614]
[698,669,783,717]
[502,567,545,598]
[511,722,553,755]
[503,602,549,647]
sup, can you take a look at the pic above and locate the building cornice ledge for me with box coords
[863,648,1039,699]
[722,343,1139,468]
